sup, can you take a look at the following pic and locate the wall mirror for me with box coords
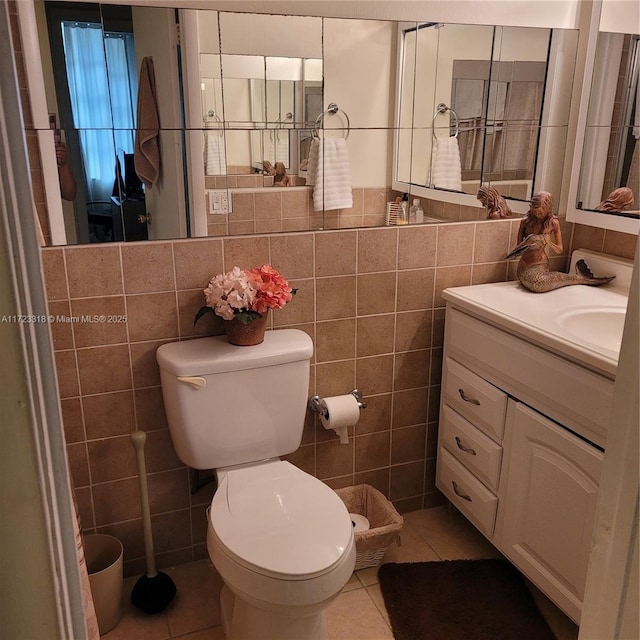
[24,2,579,246]
[567,0,640,234]
[576,31,639,217]
[395,22,578,209]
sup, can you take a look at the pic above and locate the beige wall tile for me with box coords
[315,319,356,363]
[130,340,169,389]
[273,277,314,325]
[472,261,508,284]
[92,477,142,526]
[473,220,512,263]
[390,460,425,501]
[229,192,255,221]
[398,225,437,270]
[121,243,175,293]
[315,231,357,276]
[88,436,137,483]
[76,344,131,395]
[67,442,90,487]
[436,224,475,266]
[433,265,472,307]
[357,272,396,316]
[41,248,69,300]
[65,245,123,298]
[269,233,314,279]
[357,228,398,273]
[222,236,270,271]
[392,387,428,428]
[571,223,605,253]
[355,431,390,472]
[316,440,354,480]
[173,238,224,290]
[316,275,356,321]
[282,189,309,218]
[356,314,395,357]
[83,390,135,439]
[395,310,432,352]
[126,292,179,342]
[363,188,387,215]
[603,229,637,260]
[391,424,427,465]
[394,350,431,390]
[396,268,434,311]
[354,468,390,497]
[254,191,282,219]
[134,387,169,432]
[144,429,184,473]
[54,349,79,398]
[356,354,394,395]
[178,289,225,338]
[70,296,128,347]
[147,468,191,515]
[355,393,392,435]
[315,360,355,397]
[60,397,84,443]
[48,300,74,350]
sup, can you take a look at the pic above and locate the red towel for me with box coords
[134,57,160,189]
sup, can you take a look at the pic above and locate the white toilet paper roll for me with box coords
[320,395,361,443]
[349,513,370,533]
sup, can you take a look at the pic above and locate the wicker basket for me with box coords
[335,484,404,570]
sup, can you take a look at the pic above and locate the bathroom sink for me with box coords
[555,306,627,353]
[441,249,633,379]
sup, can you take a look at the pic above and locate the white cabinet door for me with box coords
[495,400,603,624]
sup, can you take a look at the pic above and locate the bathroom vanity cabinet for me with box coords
[436,296,616,624]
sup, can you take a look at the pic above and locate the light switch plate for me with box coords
[207,189,231,215]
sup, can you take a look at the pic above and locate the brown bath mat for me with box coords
[378,559,556,640]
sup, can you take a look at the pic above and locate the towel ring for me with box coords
[432,103,459,138]
[204,110,223,137]
[313,102,350,139]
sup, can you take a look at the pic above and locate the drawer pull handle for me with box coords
[452,481,472,502]
[458,388,480,405]
[455,437,476,455]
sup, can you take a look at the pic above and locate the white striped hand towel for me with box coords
[311,137,353,211]
[431,136,462,191]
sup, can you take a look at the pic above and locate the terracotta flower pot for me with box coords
[224,310,269,346]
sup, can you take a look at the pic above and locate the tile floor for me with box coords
[103,506,579,640]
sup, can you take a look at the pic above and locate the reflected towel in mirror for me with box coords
[306,137,353,211]
[134,57,160,189]
[205,131,227,176]
[431,136,462,191]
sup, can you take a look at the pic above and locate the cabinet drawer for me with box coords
[440,404,503,491]
[436,448,498,538]
[443,357,507,442]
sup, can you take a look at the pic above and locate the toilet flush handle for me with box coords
[177,376,207,389]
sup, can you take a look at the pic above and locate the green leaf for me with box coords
[193,306,214,326]
[234,311,262,325]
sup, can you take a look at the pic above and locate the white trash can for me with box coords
[84,534,124,635]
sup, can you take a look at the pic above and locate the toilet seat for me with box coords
[210,460,353,580]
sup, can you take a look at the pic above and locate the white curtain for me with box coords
[61,22,137,203]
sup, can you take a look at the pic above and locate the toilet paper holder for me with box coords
[308,389,367,418]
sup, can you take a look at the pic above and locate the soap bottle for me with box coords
[397,193,409,225]
[409,199,424,224]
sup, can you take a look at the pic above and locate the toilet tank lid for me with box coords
[156,329,313,376]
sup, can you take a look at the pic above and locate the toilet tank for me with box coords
[156,329,313,470]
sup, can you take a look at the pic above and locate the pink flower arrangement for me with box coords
[194,264,296,325]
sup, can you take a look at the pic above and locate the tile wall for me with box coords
[41,213,636,579]
[40,217,553,577]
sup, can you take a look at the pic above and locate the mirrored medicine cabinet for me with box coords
[22,1,582,246]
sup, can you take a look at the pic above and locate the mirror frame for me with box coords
[566,0,640,235]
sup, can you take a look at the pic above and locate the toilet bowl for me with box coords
[206,460,356,640]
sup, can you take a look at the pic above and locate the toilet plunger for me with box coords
[130,430,176,613]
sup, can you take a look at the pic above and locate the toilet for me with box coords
[156,329,355,640]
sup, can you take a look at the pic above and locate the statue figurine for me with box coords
[596,187,634,212]
[273,162,290,187]
[517,191,563,254]
[507,191,614,292]
[477,184,512,219]
[506,235,615,292]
